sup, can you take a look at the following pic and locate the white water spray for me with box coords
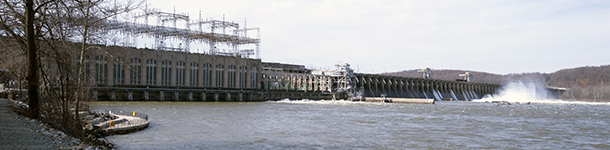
[475,80,610,105]
[479,80,555,102]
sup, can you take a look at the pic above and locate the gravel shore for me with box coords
[0,98,103,150]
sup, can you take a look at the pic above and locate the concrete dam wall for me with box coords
[354,74,501,101]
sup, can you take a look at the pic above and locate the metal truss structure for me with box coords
[332,63,362,100]
[104,6,261,59]
[261,63,364,100]
[261,71,333,92]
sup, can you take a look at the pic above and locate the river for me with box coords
[90,100,610,149]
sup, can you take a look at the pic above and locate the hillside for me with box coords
[546,65,610,88]
[382,69,505,84]
[382,65,610,100]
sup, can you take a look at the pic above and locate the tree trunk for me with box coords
[25,0,40,119]
[75,3,91,120]
[75,26,87,120]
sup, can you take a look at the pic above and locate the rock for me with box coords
[72,139,81,145]
[85,124,94,131]
[96,128,109,137]
[87,134,97,141]
[495,101,511,106]
[71,145,84,150]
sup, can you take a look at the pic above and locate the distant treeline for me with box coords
[383,65,610,101]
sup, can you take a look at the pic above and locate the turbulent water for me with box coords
[90,99,610,150]
[477,80,610,105]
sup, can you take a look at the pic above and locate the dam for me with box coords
[62,44,509,102]
[65,45,502,102]
[0,7,565,102]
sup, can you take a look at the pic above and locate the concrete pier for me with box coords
[364,97,435,104]
[102,115,149,135]
[92,111,150,135]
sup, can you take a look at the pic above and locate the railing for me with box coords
[95,110,150,134]
[107,110,148,120]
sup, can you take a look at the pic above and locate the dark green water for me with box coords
[91,100,610,149]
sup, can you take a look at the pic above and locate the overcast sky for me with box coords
[144,0,610,75]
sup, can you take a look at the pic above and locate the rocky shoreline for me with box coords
[5,99,113,150]
[564,99,610,102]
[14,113,110,149]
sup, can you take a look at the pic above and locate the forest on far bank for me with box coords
[382,65,610,101]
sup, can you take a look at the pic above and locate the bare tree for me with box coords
[1,0,141,140]
[71,0,141,120]
[1,0,56,118]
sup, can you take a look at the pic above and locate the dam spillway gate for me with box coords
[353,74,500,101]
[259,63,502,101]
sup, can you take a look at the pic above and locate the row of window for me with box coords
[90,56,257,88]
